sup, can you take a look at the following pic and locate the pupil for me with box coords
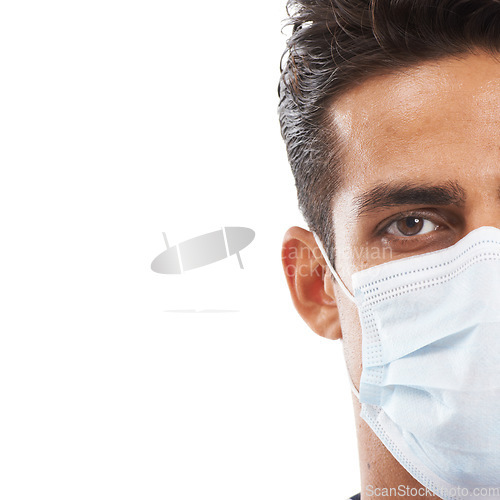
[406,217,419,228]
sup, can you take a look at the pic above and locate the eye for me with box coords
[385,216,439,237]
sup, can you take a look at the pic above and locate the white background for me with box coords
[0,1,359,498]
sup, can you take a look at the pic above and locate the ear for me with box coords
[282,226,342,340]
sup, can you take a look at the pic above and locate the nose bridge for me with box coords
[463,182,500,234]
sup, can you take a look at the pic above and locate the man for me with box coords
[278,1,500,499]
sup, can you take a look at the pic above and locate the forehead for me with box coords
[329,52,500,188]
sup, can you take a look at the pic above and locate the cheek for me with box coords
[337,293,363,387]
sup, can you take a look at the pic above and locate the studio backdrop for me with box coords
[0,2,359,499]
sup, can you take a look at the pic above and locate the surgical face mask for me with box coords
[313,226,500,500]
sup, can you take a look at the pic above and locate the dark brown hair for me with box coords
[278,0,500,262]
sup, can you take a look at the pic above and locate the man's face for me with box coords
[323,52,500,389]
[281,48,500,496]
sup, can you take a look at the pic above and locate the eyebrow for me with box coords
[353,181,466,217]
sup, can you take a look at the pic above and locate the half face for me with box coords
[283,51,500,392]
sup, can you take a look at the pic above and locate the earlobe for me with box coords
[282,226,342,341]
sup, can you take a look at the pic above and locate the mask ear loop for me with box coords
[312,232,360,400]
[312,232,356,303]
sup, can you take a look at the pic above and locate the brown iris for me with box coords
[396,217,424,236]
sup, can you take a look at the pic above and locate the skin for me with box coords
[282,52,500,499]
